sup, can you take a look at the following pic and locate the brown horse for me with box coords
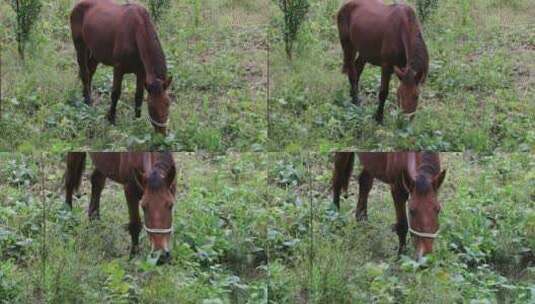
[337,0,429,123]
[70,0,173,134]
[65,152,176,264]
[333,152,446,260]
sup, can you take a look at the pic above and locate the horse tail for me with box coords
[332,152,355,210]
[337,1,357,74]
[65,152,86,208]
[70,0,93,40]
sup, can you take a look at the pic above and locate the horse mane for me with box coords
[401,5,429,84]
[410,30,429,84]
[136,7,167,83]
[414,152,440,193]
[147,152,174,190]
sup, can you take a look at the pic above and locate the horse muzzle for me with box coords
[157,250,171,265]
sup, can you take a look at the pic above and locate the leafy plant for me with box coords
[275,0,310,60]
[148,0,170,23]
[416,0,439,23]
[7,0,42,60]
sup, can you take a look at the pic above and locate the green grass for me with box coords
[268,0,535,151]
[0,0,267,152]
[0,153,45,303]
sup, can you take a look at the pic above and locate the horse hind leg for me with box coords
[375,66,392,124]
[88,169,106,220]
[356,169,373,221]
[107,68,124,125]
[352,55,366,105]
[341,44,361,106]
[73,40,93,105]
[86,57,98,101]
[332,152,355,210]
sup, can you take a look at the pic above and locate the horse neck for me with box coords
[136,18,167,84]
[403,24,428,82]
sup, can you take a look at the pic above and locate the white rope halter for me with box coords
[402,177,439,239]
[405,203,439,239]
[144,224,173,234]
[147,113,168,128]
[404,111,416,119]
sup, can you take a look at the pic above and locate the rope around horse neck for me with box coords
[146,113,168,128]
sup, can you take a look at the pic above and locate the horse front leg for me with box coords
[375,66,392,124]
[124,184,142,257]
[108,68,124,125]
[391,185,409,256]
[134,72,145,118]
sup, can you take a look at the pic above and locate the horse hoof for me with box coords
[107,113,116,125]
[374,113,384,124]
[129,246,140,258]
[355,212,368,222]
[351,96,361,106]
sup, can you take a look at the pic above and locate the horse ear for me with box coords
[163,76,173,91]
[394,66,407,80]
[415,70,426,84]
[134,168,146,190]
[401,169,415,193]
[433,169,446,190]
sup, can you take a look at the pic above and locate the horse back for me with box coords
[89,153,144,185]
[339,0,417,66]
[71,0,147,67]
[358,152,411,184]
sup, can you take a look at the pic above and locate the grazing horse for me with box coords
[337,0,429,123]
[65,152,176,264]
[70,0,173,134]
[332,152,446,260]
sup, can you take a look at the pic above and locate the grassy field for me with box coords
[1,153,534,303]
[0,0,268,151]
[269,0,535,152]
